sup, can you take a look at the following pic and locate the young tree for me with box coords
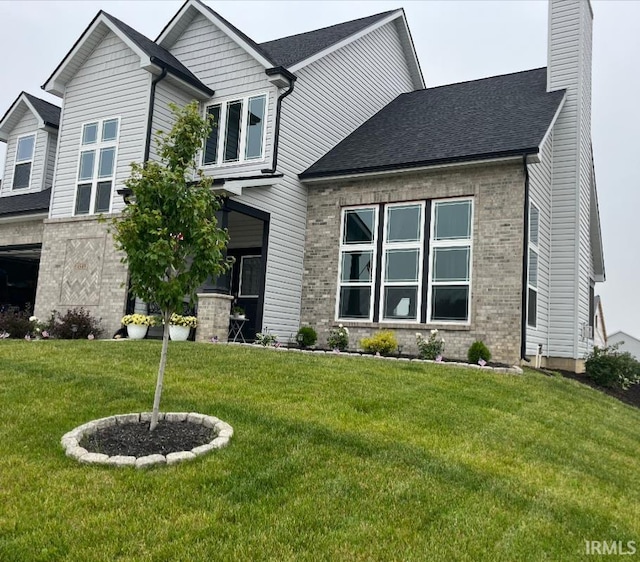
[112,101,231,430]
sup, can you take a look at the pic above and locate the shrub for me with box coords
[416,329,445,360]
[361,330,397,356]
[255,328,278,347]
[0,308,36,339]
[327,324,349,351]
[585,344,640,390]
[48,308,103,339]
[468,340,492,365]
[296,326,317,349]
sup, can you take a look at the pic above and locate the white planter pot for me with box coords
[127,324,148,340]
[169,324,191,341]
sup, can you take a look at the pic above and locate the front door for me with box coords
[229,248,262,341]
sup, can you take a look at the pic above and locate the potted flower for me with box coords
[121,314,155,339]
[169,313,197,341]
[231,305,245,320]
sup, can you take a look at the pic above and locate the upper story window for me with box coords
[527,203,540,328]
[203,93,267,167]
[336,197,474,325]
[75,118,119,215]
[13,134,36,189]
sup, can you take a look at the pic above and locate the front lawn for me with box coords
[1,341,639,561]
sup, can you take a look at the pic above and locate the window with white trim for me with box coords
[75,118,119,215]
[13,134,36,189]
[203,93,267,167]
[337,207,378,320]
[381,203,424,321]
[427,199,473,323]
[527,203,539,328]
[335,198,474,324]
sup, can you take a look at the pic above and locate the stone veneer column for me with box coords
[196,293,233,343]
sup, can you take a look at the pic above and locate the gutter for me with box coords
[261,67,297,174]
[143,68,168,163]
[520,154,531,361]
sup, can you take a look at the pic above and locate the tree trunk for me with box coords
[150,310,171,431]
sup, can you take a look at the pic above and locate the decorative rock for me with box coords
[106,455,137,467]
[139,412,164,423]
[166,451,197,465]
[115,413,140,424]
[186,413,206,425]
[61,436,78,449]
[211,436,230,449]
[191,443,216,456]
[202,416,220,429]
[66,446,88,459]
[135,454,167,469]
[165,412,188,422]
[79,452,110,464]
[95,417,117,429]
[217,428,233,439]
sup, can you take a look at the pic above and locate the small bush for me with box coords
[585,344,640,390]
[468,341,492,364]
[255,328,278,347]
[0,308,36,339]
[48,308,103,339]
[296,326,317,349]
[416,330,445,360]
[327,324,349,351]
[361,330,397,356]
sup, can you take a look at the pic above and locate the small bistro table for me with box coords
[228,316,248,343]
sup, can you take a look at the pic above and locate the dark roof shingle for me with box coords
[23,93,60,128]
[0,188,51,217]
[260,10,397,68]
[103,12,212,95]
[301,68,565,179]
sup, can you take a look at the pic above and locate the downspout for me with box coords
[261,69,296,174]
[143,68,168,163]
[520,154,531,361]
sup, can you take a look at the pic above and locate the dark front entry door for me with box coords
[228,248,262,341]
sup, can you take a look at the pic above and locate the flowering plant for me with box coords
[328,324,349,351]
[416,329,445,360]
[121,314,156,326]
[255,328,278,347]
[169,313,198,328]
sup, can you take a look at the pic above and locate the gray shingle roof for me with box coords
[259,10,397,68]
[301,68,566,179]
[23,93,60,128]
[0,189,51,217]
[102,12,213,96]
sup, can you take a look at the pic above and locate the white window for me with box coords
[527,203,540,328]
[427,199,473,324]
[75,118,119,215]
[203,93,267,167]
[337,207,378,320]
[380,203,424,321]
[13,134,36,189]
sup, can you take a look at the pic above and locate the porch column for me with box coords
[195,293,233,342]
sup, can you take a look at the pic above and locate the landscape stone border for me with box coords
[61,412,233,469]
[224,342,524,375]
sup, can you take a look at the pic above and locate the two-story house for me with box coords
[0,0,603,372]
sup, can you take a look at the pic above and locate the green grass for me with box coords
[1,340,639,561]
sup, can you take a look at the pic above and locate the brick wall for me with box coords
[301,161,526,365]
[34,215,128,337]
[0,217,44,246]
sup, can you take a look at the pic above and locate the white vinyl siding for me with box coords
[49,30,148,218]
[149,80,194,163]
[547,0,594,359]
[168,12,277,178]
[1,109,48,197]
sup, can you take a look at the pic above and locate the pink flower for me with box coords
[41,331,49,339]
[87,333,95,340]
[24,334,31,341]
[210,336,219,343]
[478,358,487,367]
[333,348,340,354]
[435,355,443,363]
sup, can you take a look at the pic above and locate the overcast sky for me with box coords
[0,0,638,340]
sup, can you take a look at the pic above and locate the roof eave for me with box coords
[0,92,56,141]
[299,149,540,183]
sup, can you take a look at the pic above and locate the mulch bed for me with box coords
[80,420,215,457]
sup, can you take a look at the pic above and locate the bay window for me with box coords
[336,198,474,325]
[203,93,267,167]
[75,118,119,215]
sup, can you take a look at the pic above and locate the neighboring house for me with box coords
[0,0,604,371]
[593,295,607,348]
[608,331,640,360]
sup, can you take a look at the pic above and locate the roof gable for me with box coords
[0,92,60,143]
[301,68,566,179]
[42,11,212,98]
